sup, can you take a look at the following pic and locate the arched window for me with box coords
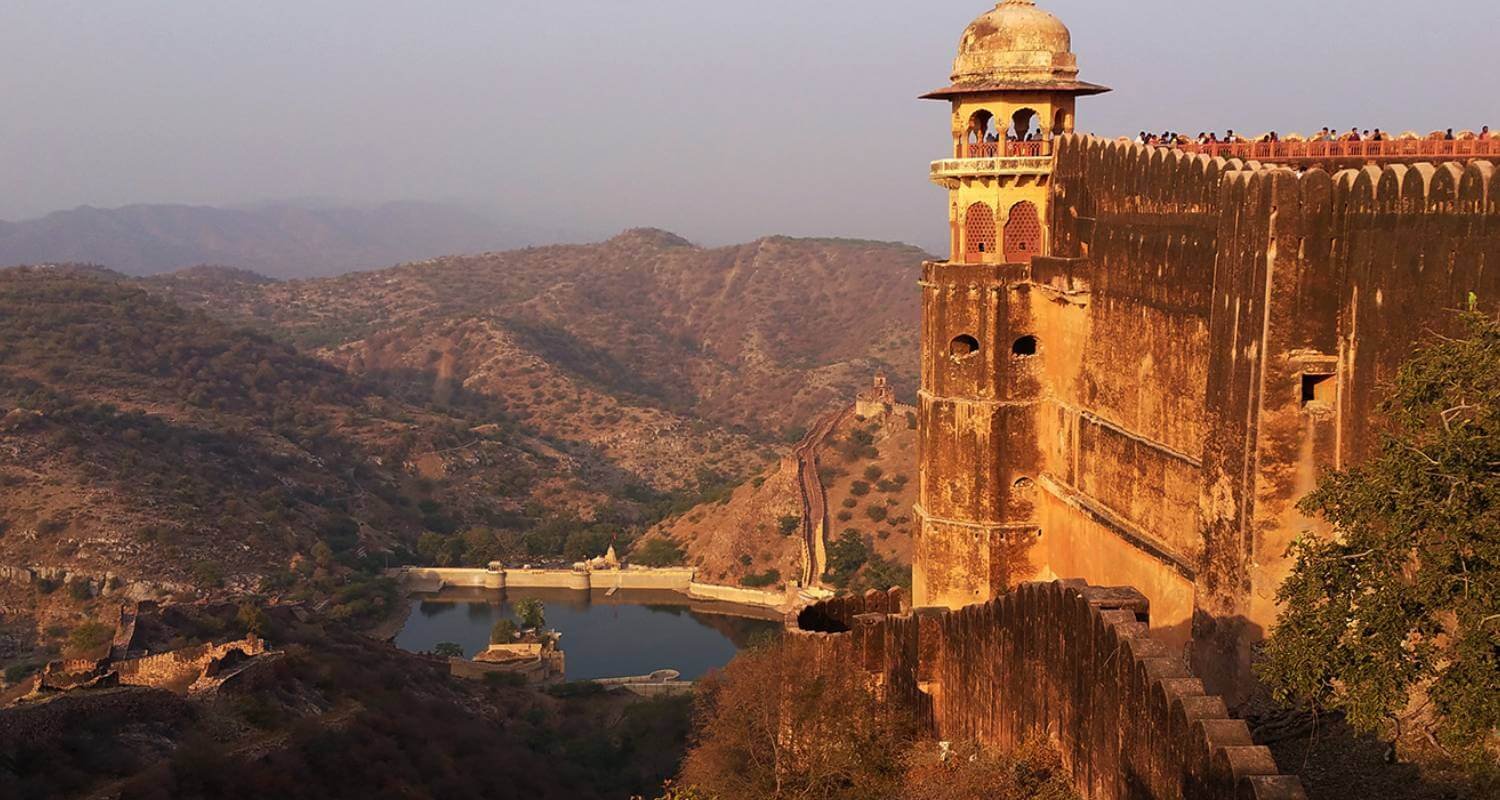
[965,202,997,262]
[1052,108,1069,137]
[1011,108,1038,141]
[1003,201,1042,264]
[967,110,997,157]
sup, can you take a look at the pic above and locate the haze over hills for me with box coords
[0,231,924,616]
[0,201,527,279]
[145,230,927,485]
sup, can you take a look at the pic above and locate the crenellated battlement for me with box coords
[791,582,1306,800]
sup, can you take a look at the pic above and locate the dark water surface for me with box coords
[394,587,782,681]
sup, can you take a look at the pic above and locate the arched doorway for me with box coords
[1003,201,1042,264]
[964,202,996,262]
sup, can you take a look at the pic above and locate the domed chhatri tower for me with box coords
[914,1,1107,609]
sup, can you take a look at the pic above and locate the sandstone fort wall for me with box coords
[1034,135,1497,694]
[793,583,1305,800]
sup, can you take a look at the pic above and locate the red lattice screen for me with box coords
[1004,201,1041,264]
[964,202,996,262]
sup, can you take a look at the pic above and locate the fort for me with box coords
[796,1,1496,797]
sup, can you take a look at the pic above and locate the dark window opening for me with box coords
[1011,335,1038,357]
[1301,373,1334,407]
[950,334,980,360]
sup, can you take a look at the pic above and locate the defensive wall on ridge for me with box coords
[792,583,1305,800]
[1018,134,1497,696]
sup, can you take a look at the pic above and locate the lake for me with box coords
[394,587,783,681]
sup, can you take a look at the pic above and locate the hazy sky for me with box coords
[2,0,1494,252]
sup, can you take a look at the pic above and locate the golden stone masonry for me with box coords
[913,0,1498,700]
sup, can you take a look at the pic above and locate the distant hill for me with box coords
[0,268,626,593]
[0,201,518,279]
[145,229,927,458]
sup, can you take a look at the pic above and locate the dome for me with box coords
[924,0,1108,98]
[955,0,1075,84]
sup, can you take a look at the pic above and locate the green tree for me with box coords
[513,597,546,630]
[828,530,870,587]
[1259,311,1499,774]
[680,637,914,799]
[432,642,465,658]
[777,515,801,536]
[490,618,518,644]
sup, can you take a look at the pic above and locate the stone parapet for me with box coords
[791,582,1305,800]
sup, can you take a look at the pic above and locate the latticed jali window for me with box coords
[1004,201,1042,264]
[964,202,996,262]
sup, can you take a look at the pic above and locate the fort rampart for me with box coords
[1015,135,1496,696]
[792,583,1306,800]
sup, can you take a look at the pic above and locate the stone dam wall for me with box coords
[793,583,1305,800]
[394,566,788,609]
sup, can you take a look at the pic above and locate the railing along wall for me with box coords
[1158,137,1498,164]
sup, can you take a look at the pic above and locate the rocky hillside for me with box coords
[645,401,919,593]
[143,230,926,463]
[0,201,517,279]
[0,604,692,800]
[0,268,625,600]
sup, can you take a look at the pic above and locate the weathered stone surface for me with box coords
[792,583,1306,800]
[919,129,1498,702]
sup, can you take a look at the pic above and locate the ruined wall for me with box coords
[113,636,266,691]
[793,583,1305,800]
[1032,136,1498,696]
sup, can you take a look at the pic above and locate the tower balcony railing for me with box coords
[1157,137,1498,164]
[965,140,1052,158]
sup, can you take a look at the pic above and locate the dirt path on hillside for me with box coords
[792,407,851,587]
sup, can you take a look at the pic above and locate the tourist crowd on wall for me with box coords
[1137,125,1492,147]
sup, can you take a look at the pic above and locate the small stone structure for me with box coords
[792,582,1305,800]
[854,371,897,419]
[450,635,565,684]
[18,635,269,701]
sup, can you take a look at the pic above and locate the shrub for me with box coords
[850,481,871,497]
[483,671,528,688]
[841,498,857,509]
[865,506,888,523]
[739,569,781,589]
[4,663,36,684]
[192,560,225,588]
[66,579,93,601]
[432,642,465,658]
[863,465,884,481]
[67,622,113,656]
[777,515,801,536]
[632,538,686,567]
[236,603,270,636]
[546,680,607,698]
[837,510,853,522]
